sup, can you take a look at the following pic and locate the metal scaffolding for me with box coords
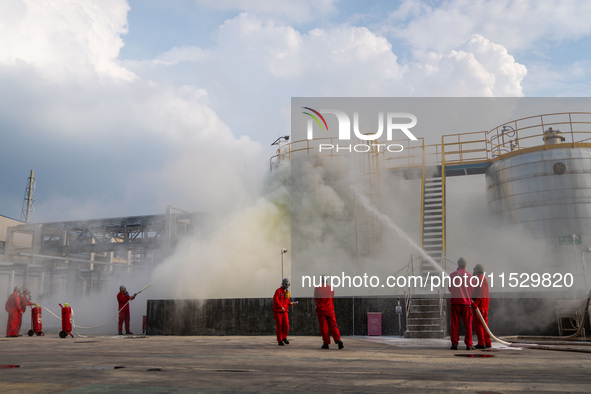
[1,207,204,297]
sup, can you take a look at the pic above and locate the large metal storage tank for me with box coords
[485,114,591,278]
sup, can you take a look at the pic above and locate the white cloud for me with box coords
[0,0,267,221]
[0,0,134,81]
[0,1,556,223]
[155,46,210,66]
[389,0,591,52]
[522,60,591,96]
[211,14,407,92]
[127,12,527,135]
[193,0,337,24]
[405,34,526,96]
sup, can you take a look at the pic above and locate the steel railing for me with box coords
[271,112,591,170]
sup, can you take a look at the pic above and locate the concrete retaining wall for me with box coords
[146,297,577,337]
[146,297,406,336]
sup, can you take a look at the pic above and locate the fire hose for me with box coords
[36,282,153,337]
[500,288,591,343]
[473,289,591,353]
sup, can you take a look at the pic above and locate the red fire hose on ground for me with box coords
[37,282,153,338]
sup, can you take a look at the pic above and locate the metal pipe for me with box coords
[18,253,113,266]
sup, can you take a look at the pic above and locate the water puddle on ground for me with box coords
[80,366,126,370]
[454,354,495,358]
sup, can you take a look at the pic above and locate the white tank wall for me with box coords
[486,147,591,251]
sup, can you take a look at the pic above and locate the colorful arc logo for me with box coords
[302,107,328,131]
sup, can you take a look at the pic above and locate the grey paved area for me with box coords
[1,334,591,393]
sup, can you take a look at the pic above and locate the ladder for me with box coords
[404,298,446,338]
[420,170,445,275]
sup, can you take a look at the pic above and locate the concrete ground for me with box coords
[1,334,591,393]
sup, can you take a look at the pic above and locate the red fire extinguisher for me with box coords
[27,305,44,336]
[59,303,74,338]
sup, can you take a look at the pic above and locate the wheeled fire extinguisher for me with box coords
[59,303,74,338]
[27,304,44,336]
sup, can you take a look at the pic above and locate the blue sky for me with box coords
[1,0,591,223]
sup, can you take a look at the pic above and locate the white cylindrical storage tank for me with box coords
[486,145,591,272]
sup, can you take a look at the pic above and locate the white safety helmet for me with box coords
[281,278,290,288]
[120,285,127,292]
[473,264,485,274]
[457,257,467,268]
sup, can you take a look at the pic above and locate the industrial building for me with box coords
[0,207,203,300]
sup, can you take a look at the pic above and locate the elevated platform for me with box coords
[391,161,492,179]
[444,161,491,176]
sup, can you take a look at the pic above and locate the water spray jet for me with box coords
[353,188,445,274]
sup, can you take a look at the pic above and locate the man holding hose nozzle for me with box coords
[117,285,136,335]
[16,288,34,335]
[449,257,475,350]
[314,275,344,350]
[472,263,492,349]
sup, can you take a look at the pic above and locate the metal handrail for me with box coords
[404,254,421,327]
[271,112,591,171]
[488,112,591,159]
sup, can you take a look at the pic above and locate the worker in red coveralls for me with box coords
[448,257,475,350]
[117,285,136,335]
[5,286,23,337]
[16,288,34,335]
[471,263,492,349]
[273,278,294,346]
[314,276,344,350]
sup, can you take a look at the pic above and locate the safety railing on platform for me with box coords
[441,131,489,167]
[270,112,591,171]
[488,112,591,158]
[269,137,344,170]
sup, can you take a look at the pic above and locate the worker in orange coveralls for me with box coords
[449,257,474,350]
[314,276,344,350]
[471,263,492,349]
[117,285,136,335]
[273,278,294,346]
[5,286,23,337]
[16,288,34,335]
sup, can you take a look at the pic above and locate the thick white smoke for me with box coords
[151,161,291,299]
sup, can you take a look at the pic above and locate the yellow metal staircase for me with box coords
[420,171,445,275]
